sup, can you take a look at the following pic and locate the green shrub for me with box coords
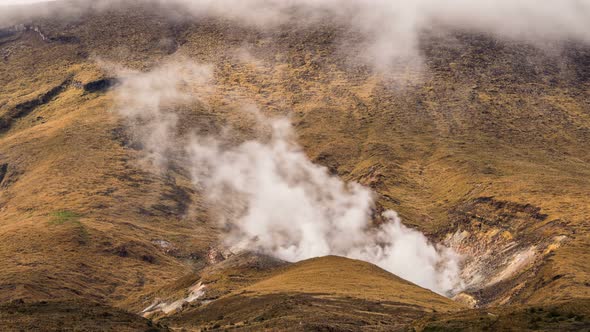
[49,210,81,225]
[48,210,89,244]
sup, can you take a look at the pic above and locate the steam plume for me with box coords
[113,59,463,294]
[187,112,462,294]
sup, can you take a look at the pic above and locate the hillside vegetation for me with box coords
[0,3,589,331]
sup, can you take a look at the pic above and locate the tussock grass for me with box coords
[48,210,81,225]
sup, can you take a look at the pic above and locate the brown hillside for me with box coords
[0,2,589,330]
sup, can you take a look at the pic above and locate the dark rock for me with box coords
[0,163,7,186]
[83,78,119,93]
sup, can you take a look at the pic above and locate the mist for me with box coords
[165,0,590,69]
[110,58,213,170]
[2,0,590,70]
[112,59,463,295]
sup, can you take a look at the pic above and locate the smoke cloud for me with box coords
[112,59,463,294]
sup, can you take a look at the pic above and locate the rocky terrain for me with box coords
[0,2,589,331]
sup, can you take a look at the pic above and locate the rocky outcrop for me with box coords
[444,197,569,307]
[83,78,119,93]
[0,77,71,133]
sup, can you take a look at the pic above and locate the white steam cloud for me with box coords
[187,113,462,294]
[113,59,463,294]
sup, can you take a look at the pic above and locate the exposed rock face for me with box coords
[206,247,228,265]
[142,282,206,317]
[445,197,570,307]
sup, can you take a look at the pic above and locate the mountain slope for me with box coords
[1,2,590,330]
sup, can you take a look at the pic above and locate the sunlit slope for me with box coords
[0,2,589,318]
[163,256,463,331]
[0,26,218,305]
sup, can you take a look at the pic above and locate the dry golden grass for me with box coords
[413,299,590,331]
[246,256,461,311]
[163,256,463,331]
[0,4,589,330]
